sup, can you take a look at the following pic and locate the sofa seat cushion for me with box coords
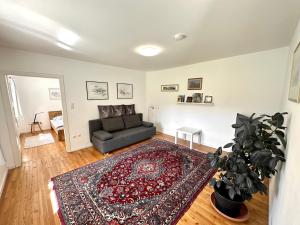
[101,116,125,132]
[93,130,113,141]
[123,114,142,129]
[92,126,156,153]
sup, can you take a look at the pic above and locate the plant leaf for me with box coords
[224,143,233,148]
[275,131,287,148]
[228,188,236,200]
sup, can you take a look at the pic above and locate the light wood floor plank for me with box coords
[0,131,268,225]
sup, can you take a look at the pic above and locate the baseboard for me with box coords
[0,166,8,198]
[69,143,93,152]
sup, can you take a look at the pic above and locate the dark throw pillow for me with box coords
[123,114,142,129]
[98,105,113,118]
[112,105,125,117]
[124,104,136,115]
[101,117,125,132]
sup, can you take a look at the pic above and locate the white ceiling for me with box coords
[0,0,300,71]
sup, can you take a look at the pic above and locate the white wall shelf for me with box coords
[177,102,214,106]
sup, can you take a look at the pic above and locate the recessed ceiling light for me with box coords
[136,45,162,57]
[56,42,72,51]
[57,29,80,46]
[174,33,187,41]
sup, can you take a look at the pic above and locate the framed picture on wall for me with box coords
[161,84,179,92]
[49,88,61,100]
[288,41,300,103]
[86,81,109,100]
[117,83,133,99]
[188,78,202,90]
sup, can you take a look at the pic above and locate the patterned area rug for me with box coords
[51,139,215,225]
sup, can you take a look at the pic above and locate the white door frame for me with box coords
[0,71,71,167]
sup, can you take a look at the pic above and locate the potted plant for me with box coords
[207,112,287,218]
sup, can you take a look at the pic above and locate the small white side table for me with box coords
[175,127,202,149]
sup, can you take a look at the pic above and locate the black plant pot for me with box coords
[214,184,244,218]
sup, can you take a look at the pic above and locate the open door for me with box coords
[4,75,22,165]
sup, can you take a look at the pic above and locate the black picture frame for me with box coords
[188,78,203,90]
[117,83,133,99]
[86,81,109,100]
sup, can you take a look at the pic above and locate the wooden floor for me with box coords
[0,131,268,225]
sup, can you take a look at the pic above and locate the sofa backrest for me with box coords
[88,113,143,142]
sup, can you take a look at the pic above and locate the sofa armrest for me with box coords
[93,130,113,141]
[142,121,154,127]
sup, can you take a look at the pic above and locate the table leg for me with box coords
[38,123,43,132]
[175,131,178,144]
[190,134,193,149]
[198,131,201,144]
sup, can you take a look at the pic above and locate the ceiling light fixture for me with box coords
[174,33,187,41]
[136,45,162,57]
[57,29,80,46]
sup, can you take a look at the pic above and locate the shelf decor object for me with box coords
[204,95,213,103]
[192,93,203,103]
[177,102,214,105]
[177,95,185,102]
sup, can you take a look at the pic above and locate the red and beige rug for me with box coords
[51,139,215,225]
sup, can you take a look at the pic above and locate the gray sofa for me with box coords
[89,113,156,153]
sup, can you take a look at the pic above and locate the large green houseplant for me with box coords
[207,112,287,217]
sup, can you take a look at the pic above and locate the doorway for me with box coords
[0,72,70,168]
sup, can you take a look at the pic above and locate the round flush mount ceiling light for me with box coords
[173,33,187,41]
[136,45,162,57]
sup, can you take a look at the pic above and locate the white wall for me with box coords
[12,76,62,133]
[146,48,289,148]
[0,145,8,197]
[269,19,300,225]
[0,48,146,152]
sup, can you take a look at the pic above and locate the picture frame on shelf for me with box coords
[188,78,202,90]
[204,95,213,103]
[177,95,185,102]
[161,84,179,92]
[186,96,193,103]
[117,83,133,99]
[86,81,109,100]
[288,41,300,103]
[192,93,203,103]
